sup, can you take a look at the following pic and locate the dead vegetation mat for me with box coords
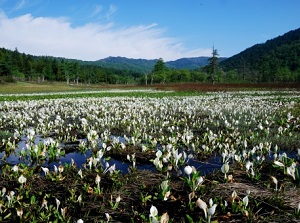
[0,164,299,222]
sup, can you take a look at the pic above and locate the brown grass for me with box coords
[152,83,300,92]
[2,82,300,94]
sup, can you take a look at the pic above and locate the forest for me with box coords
[220,28,300,83]
[0,47,209,85]
[0,28,300,85]
[0,47,142,85]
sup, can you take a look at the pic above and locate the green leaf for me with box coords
[186,214,194,223]
[31,195,36,204]
[4,213,12,219]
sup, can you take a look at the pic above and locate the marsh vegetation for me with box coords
[0,88,300,222]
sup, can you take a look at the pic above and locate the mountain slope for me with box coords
[220,28,300,81]
[93,56,157,73]
[92,56,213,73]
[166,57,210,70]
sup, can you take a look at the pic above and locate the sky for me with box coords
[0,0,299,62]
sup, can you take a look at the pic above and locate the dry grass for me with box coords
[0,82,143,94]
[153,83,300,92]
[2,82,300,95]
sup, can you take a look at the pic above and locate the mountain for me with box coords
[91,56,214,73]
[220,28,300,82]
[166,57,210,70]
[93,56,157,73]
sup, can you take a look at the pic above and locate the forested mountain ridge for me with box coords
[220,28,300,82]
[167,57,211,70]
[0,47,142,84]
[0,47,210,84]
[90,56,214,73]
[1,27,300,84]
[92,56,157,73]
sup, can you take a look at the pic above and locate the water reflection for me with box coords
[2,136,297,176]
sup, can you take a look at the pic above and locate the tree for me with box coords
[208,46,219,84]
[0,62,11,76]
[11,47,23,71]
[151,58,167,84]
[72,62,80,84]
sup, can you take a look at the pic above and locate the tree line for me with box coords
[0,48,140,85]
[0,47,221,85]
[2,27,300,85]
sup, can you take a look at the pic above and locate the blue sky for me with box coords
[0,0,299,61]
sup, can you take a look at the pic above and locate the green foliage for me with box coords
[221,28,300,83]
[150,58,168,84]
[0,47,142,84]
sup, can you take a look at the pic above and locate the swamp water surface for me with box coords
[0,135,225,175]
[2,134,298,176]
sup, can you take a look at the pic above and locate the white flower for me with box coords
[71,158,76,167]
[77,219,84,223]
[196,198,217,222]
[274,161,285,167]
[221,162,229,178]
[184,165,193,176]
[61,207,67,219]
[245,161,253,172]
[53,165,58,174]
[156,150,162,158]
[105,213,111,221]
[77,194,82,203]
[56,198,60,210]
[1,187,6,196]
[16,208,23,217]
[58,165,64,173]
[41,167,49,176]
[195,176,204,190]
[41,198,48,210]
[196,198,207,218]
[160,212,169,223]
[95,174,101,185]
[287,163,296,180]
[12,165,19,172]
[18,175,27,184]
[108,164,116,174]
[153,157,163,169]
[231,190,237,202]
[78,169,83,178]
[242,195,249,207]
[116,195,121,203]
[149,205,158,219]
[160,180,169,191]
[33,145,38,154]
[271,176,278,191]
[164,191,171,201]
[207,204,217,217]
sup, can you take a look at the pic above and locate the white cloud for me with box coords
[90,5,103,18]
[106,4,117,20]
[0,12,211,61]
[13,0,26,11]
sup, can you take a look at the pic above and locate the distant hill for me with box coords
[91,56,215,73]
[2,27,299,84]
[93,56,157,73]
[166,57,210,70]
[220,28,300,82]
